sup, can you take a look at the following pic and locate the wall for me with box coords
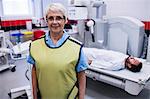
[104,0,149,21]
[148,0,150,21]
[0,0,3,16]
[42,0,68,16]
[33,0,43,18]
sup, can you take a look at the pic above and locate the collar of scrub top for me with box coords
[45,30,70,48]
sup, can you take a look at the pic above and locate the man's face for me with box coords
[126,56,140,68]
[46,11,67,34]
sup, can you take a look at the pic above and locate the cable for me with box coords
[25,69,29,81]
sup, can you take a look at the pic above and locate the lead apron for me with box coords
[30,37,81,99]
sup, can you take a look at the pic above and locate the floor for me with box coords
[86,78,150,99]
[0,59,150,99]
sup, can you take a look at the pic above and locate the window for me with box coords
[2,0,33,16]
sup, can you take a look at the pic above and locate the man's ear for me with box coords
[65,19,68,24]
[127,63,132,68]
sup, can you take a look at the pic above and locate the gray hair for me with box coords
[44,3,67,21]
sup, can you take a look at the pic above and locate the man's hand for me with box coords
[88,60,92,65]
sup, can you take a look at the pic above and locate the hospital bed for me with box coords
[84,16,150,95]
[86,60,150,95]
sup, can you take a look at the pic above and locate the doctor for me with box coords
[27,3,88,99]
[83,48,142,72]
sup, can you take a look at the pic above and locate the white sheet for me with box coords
[83,47,127,71]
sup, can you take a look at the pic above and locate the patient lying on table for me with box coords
[83,48,142,72]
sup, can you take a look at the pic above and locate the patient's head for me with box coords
[125,56,142,72]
